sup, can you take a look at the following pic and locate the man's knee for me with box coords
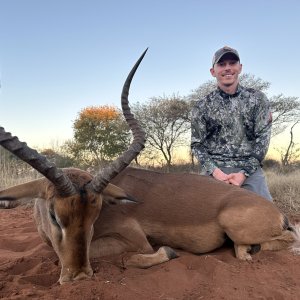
[242,168,272,201]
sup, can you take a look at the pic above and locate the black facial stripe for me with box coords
[79,184,90,204]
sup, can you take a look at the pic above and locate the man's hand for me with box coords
[212,168,230,184]
[212,169,247,186]
[228,172,246,186]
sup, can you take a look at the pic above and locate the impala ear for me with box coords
[102,183,138,205]
[0,178,47,208]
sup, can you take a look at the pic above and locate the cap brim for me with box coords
[214,51,239,65]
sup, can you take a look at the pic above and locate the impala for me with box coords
[0,50,299,284]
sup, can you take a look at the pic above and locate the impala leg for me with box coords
[90,237,178,268]
[261,230,296,251]
[123,246,179,268]
[234,244,252,261]
[90,236,153,258]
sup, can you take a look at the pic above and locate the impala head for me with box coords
[40,168,134,283]
[43,169,98,283]
[0,50,147,284]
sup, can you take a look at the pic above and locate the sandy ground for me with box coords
[0,207,300,300]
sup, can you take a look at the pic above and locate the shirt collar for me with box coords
[217,84,243,98]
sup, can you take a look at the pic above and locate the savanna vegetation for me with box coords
[1,147,300,214]
[1,73,300,213]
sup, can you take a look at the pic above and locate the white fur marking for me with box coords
[291,223,300,255]
[0,200,12,208]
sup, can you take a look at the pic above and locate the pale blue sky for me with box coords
[0,0,299,149]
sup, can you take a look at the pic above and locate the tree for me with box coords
[40,148,75,168]
[187,73,300,137]
[133,95,190,168]
[65,105,130,167]
[276,121,300,167]
[187,73,270,106]
[269,95,300,136]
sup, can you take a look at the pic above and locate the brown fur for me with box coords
[0,167,298,284]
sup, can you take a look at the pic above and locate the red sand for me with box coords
[1,207,300,300]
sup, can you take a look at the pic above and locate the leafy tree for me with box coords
[66,105,130,166]
[187,73,300,137]
[40,148,75,168]
[187,73,270,105]
[270,95,300,136]
[133,95,190,168]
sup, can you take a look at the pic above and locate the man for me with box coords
[191,46,273,201]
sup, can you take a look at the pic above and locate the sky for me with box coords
[0,0,300,156]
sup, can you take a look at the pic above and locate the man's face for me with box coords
[210,54,242,89]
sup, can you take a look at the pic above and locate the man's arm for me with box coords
[242,92,272,176]
[191,101,217,174]
[191,101,230,183]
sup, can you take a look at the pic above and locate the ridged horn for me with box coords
[89,49,147,193]
[0,128,76,196]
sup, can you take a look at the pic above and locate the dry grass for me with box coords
[266,169,300,214]
[0,164,40,208]
[0,165,40,190]
[1,158,300,215]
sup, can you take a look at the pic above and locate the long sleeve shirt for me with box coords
[191,85,272,175]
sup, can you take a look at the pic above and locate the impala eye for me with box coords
[49,210,60,227]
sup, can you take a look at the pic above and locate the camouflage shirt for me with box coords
[191,85,272,175]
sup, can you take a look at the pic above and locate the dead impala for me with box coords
[0,50,299,285]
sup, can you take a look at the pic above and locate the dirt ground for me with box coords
[0,207,300,300]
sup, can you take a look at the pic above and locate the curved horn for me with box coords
[0,128,76,196]
[89,49,147,193]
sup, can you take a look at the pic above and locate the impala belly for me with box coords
[142,221,225,253]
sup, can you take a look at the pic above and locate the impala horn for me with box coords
[0,128,76,196]
[89,49,147,193]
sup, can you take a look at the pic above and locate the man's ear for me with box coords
[238,63,243,74]
[210,67,216,77]
[102,183,138,205]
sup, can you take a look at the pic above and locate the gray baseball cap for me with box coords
[212,46,240,66]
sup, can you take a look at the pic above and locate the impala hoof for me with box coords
[162,246,179,260]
